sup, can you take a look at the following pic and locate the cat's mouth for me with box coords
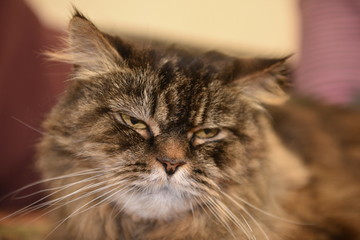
[113,182,195,220]
[109,168,200,220]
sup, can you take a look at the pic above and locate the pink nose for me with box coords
[156,157,186,175]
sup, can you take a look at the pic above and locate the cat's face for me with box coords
[42,13,289,220]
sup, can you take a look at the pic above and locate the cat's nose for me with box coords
[156,157,186,175]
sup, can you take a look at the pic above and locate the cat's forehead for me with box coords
[53,14,289,127]
[106,63,240,132]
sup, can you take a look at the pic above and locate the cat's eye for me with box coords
[194,128,220,139]
[120,114,147,129]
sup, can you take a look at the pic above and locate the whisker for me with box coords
[240,205,269,240]
[42,177,126,209]
[12,117,47,136]
[206,196,254,240]
[25,179,126,229]
[112,185,137,218]
[45,184,127,239]
[19,178,107,214]
[222,172,245,185]
[240,214,255,239]
[92,184,136,219]
[14,172,107,200]
[1,168,104,201]
[227,193,310,225]
[222,191,295,240]
[222,192,276,240]
[46,181,122,215]
[0,173,108,221]
[199,196,237,240]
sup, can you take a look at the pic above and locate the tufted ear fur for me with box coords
[236,58,291,105]
[47,11,122,75]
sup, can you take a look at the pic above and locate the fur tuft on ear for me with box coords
[237,58,291,105]
[45,9,122,75]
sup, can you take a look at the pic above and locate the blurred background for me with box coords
[25,0,299,56]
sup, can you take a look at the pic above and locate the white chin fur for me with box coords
[115,188,191,220]
[113,168,194,220]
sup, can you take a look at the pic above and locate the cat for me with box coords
[35,11,360,240]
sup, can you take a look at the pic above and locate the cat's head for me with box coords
[42,12,290,220]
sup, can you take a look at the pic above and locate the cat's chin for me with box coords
[113,186,193,220]
[111,164,199,220]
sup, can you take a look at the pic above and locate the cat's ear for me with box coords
[48,11,123,73]
[235,58,291,105]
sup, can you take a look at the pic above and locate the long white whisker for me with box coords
[12,117,47,136]
[241,205,269,240]
[43,179,124,209]
[14,172,107,200]
[0,173,108,222]
[110,184,135,218]
[112,185,137,217]
[89,184,136,219]
[200,196,237,240]
[39,181,104,209]
[207,196,254,240]
[2,168,104,202]
[228,193,310,225]
[240,214,254,238]
[2,169,123,220]
[28,180,125,228]
[45,184,126,239]
[222,192,272,240]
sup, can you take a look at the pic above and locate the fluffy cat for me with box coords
[36,11,360,240]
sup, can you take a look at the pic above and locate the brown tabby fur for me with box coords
[36,11,360,240]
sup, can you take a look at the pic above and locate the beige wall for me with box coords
[25,0,299,57]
